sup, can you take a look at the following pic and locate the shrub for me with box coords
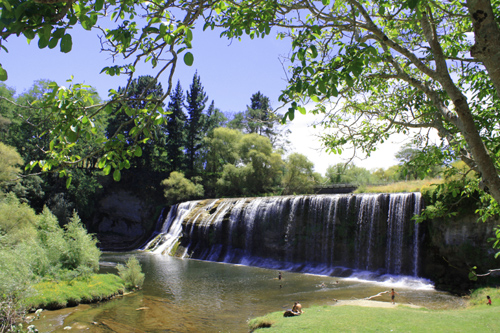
[117,256,145,290]
[61,212,100,275]
[35,207,66,276]
[161,171,204,205]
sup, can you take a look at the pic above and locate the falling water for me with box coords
[144,193,424,278]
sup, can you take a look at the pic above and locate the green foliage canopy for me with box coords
[282,153,316,195]
[0,142,22,189]
[161,171,204,205]
[3,0,500,227]
[208,0,500,217]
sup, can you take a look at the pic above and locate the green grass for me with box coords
[356,178,443,194]
[24,274,124,310]
[249,287,500,332]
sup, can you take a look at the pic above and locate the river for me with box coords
[34,252,466,332]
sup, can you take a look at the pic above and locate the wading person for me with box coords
[391,289,400,304]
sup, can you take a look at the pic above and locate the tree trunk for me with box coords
[466,0,500,204]
[468,0,500,98]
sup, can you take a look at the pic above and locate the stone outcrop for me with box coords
[421,215,499,294]
[90,188,163,251]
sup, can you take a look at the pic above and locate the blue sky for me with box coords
[1,24,400,175]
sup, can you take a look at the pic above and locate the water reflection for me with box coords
[39,252,465,333]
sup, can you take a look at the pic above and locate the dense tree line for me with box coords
[0,74,317,211]
[1,73,447,213]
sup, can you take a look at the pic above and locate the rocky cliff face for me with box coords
[421,215,499,294]
[89,188,163,251]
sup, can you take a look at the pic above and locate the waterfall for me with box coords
[143,193,424,277]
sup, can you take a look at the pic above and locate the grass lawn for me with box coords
[25,274,124,310]
[356,178,443,194]
[249,288,500,332]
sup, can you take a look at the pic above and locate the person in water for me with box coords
[390,289,400,304]
[487,295,492,305]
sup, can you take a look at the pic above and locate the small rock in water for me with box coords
[63,326,72,330]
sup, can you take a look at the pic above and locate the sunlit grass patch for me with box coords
[356,178,443,194]
[25,274,124,310]
[248,302,500,332]
[469,287,500,307]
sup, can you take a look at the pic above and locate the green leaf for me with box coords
[52,28,65,39]
[113,169,121,181]
[2,0,12,11]
[407,0,419,9]
[184,52,194,66]
[81,16,92,30]
[103,164,112,175]
[0,65,7,81]
[321,0,330,5]
[125,107,134,116]
[23,30,36,40]
[60,34,72,53]
[66,177,72,189]
[66,128,78,143]
[185,28,193,42]
[345,75,354,87]
[318,80,327,94]
[98,158,106,169]
[309,45,318,59]
[94,0,104,11]
[134,146,142,157]
[38,36,49,49]
[48,37,59,49]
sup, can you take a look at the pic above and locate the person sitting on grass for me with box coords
[283,302,304,317]
[292,302,303,315]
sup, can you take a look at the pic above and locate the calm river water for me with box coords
[36,252,466,332]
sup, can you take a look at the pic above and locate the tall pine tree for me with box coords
[245,91,275,137]
[184,72,208,176]
[166,81,187,172]
[204,100,226,135]
[238,91,290,149]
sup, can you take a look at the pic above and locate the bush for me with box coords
[161,171,204,205]
[117,256,145,290]
[61,212,100,275]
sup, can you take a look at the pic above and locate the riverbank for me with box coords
[25,274,125,311]
[248,289,500,332]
